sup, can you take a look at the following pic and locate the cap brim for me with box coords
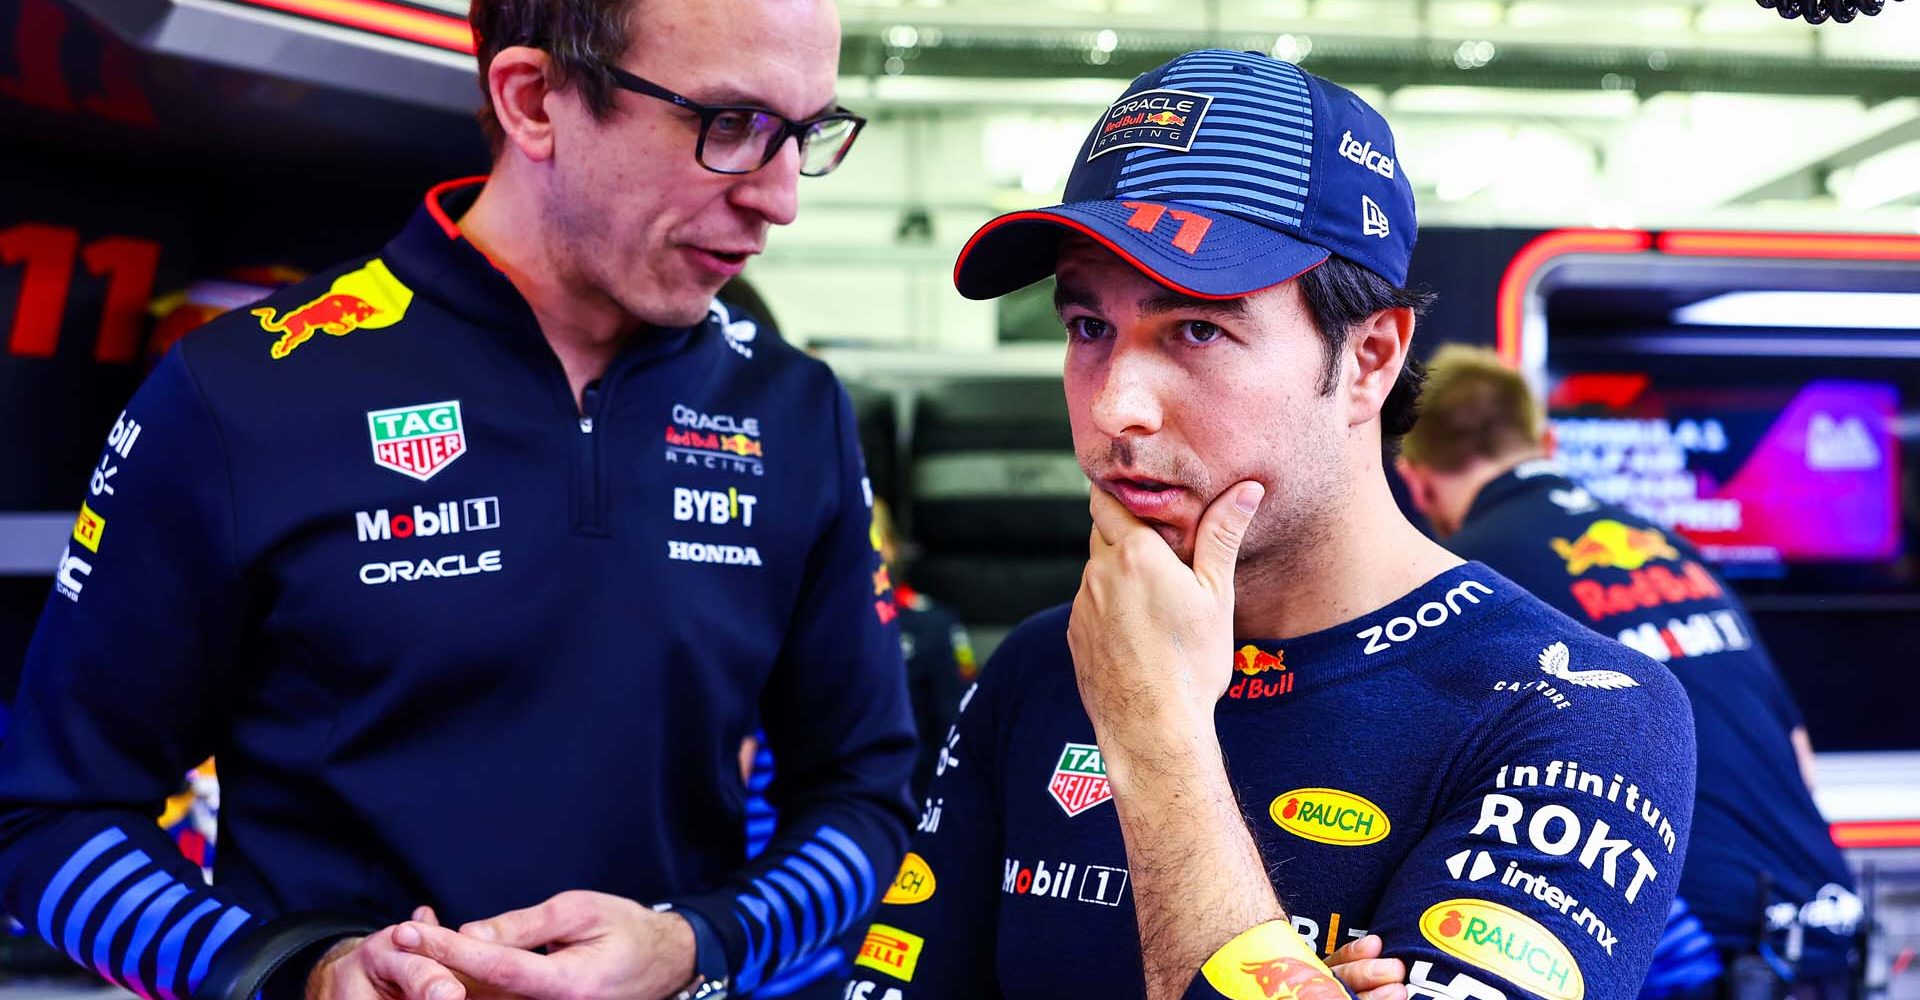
[952,200,1330,301]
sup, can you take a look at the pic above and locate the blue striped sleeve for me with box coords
[15,822,264,999]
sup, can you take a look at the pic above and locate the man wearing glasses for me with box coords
[0,2,913,999]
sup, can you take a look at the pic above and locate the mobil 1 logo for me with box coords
[357,497,501,542]
[1002,857,1130,907]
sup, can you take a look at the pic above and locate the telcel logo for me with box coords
[1339,130,1396,178]
[357,497,500,542]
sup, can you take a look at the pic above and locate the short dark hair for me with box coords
[1295,255,1436,440]
[470,0,638,158]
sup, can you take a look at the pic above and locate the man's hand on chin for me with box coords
[1068,481,1262,760]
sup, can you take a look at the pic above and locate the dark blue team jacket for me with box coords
[0,179,916,998]
[1447,464,1859,977]
[855,564,1697,1000]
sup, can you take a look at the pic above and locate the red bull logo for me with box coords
[1146,111,1187,126]
[1200,921,1350,1000]
[255,259,412,359]
[1230,645,1295,701]
[1570,561,1723,620]
[1238,958,1346,1000]
[1550,519,1680,575]
[720,433,763,457]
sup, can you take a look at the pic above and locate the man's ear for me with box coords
[487,46,560,163]
[1347,307,1416,428]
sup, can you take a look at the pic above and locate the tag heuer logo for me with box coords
[1048,742,1113,817]
[368,401,466,481]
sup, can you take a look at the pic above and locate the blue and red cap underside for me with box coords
[952,199,1329,301]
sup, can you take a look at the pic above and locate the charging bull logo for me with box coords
[1146,111,1187,126]
[1230,645,1296,701]
[1550,520,1679,575]
[1237,958,1348,1000]
[255,259,413,359]
[720,433,763,458]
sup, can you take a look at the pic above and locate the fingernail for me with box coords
[430,983,457,1000]
[1234,483,1264,513]
[394,924,421,948]
[466,923,496,942]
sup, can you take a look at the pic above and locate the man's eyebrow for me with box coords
[1053,283,1249,318]
[1138,292,1248,317]
[690,87,840,119]
[1053,281,1100,315]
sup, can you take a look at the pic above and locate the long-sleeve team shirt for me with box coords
[851,564,1696,1000]
[0,178,917,999]
[1444,464,1859,978]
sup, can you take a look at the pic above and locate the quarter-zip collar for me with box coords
[380,177,703,372]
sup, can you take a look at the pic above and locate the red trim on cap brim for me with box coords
[953,209,1324,302]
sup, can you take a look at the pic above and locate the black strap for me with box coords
[197,912,380,1000]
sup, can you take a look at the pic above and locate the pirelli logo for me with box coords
[855,923,923,982]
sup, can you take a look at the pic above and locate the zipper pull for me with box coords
[580,381,602,434]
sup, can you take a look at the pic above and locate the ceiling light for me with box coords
[1271,33,1313,62]
[1672,292,1920,330]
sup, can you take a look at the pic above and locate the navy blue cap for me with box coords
[954,49,1418,300]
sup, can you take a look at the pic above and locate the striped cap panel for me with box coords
[1114,55,1316,228]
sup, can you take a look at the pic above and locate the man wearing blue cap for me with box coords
[849,50,1697,1000]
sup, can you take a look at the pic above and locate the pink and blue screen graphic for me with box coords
[1553,378,1900,564]
[1691,380,1898,562]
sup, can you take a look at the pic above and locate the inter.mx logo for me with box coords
[357,498,501,542]
[368,401,466,481]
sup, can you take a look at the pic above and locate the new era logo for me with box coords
[1362,196,1391,239]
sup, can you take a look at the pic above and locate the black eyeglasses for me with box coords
[605,66,866,177]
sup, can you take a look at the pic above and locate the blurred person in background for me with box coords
[1398,345,1861,1000]
[871,498,977,799]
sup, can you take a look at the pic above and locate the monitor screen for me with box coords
[1548,366,1913,593]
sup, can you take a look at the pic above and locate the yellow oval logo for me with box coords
[882,852,936,905]
[1419,898,1585,1000]
[1269,788,1391,846]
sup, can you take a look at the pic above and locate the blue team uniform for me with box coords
[1445,464,1859,983]
[0,179,916,999]
[854,565,1696,1000]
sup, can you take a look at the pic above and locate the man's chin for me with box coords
[633,294,716,332]
[1150,522,1196,564]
